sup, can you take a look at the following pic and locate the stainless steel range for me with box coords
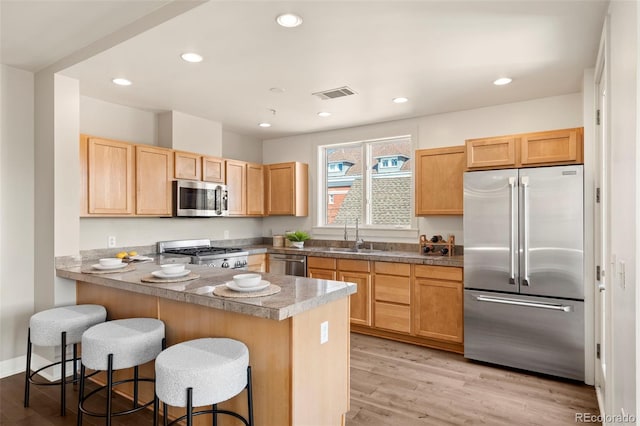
[157,239,248,269]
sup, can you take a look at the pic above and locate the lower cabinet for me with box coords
[247,253,267,272]
[414,265,464,344]
[308,256,337,280]
[337,259,372,327]
[373,262,411,334]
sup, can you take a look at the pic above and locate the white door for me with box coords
[594,30,612,416]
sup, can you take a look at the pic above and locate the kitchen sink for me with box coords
[326,247,384,254]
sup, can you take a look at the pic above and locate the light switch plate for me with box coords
[108,236,116,248]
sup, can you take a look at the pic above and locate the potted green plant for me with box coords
[286,231,311,248]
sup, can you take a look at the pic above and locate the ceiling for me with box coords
[1,1,608,139]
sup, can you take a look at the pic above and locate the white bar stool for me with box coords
[77,317,165,426]
[154,338,254,426]
[24,304,107,416]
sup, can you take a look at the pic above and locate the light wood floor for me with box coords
[346,333,600,426]
[1,333,600,426]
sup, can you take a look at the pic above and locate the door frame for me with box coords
[593,15,612,418]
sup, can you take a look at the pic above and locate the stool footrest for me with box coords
[165,407,250,426]
[78,377,156,418]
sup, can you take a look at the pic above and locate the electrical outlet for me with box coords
[320,321,329,344]
[107,236,116,248]
[223,230,229,239]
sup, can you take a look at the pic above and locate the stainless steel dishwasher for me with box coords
[269,254,307,276]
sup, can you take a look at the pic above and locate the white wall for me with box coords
[607,0,638,419]
[79,98,263,250]
[262,93,583,243]
[0,65,35,375]
[158,110,222,157]
[222,130,262,164]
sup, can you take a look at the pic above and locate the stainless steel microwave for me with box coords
[173,180,229,217]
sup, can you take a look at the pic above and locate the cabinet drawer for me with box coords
[308,256,336,270]
[374,262,410,276]
[374,302,411,334]
[337,259,370,273]
[375,275,410,304]
[415,265,462,281]
[308,268,337,280]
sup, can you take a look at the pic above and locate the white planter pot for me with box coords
[290,241,304,248]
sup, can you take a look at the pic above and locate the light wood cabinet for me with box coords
[337,259,371,327]
[202,156,225,183]
[466,127,583,170]
[226,159,246,215]
[247,253,267,272]
[246,162,265,216]
[135,145,173,216]
[308,257,337,280]
[414,265,463,344]
[86,136,135,215]
[174,151,201,180]
[265,162,308,216]
[373,262,411,333]
[415,146,465,215]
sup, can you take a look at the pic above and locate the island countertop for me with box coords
[56,261,356,321]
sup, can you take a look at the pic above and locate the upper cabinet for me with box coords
[415,146,465,215]
[174,151,201,180]
[83,135,135,216]
[136,145,173,216]
[466,127,583,170]
[202,156,226,183]
[246,162,265,216]
[226,159,247,215]
[265,162,308,216]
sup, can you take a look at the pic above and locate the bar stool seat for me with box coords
[78,318,165,426]
[155,338,253,426]
[24,304,107,416]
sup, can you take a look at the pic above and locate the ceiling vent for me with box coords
[312,86,357,100]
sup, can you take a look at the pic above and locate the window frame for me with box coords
[316,135,417,232]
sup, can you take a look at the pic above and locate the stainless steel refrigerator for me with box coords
[463,165,584,380]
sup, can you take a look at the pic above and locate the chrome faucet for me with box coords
[354,218,365,251]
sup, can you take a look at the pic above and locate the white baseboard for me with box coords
[595,385,606,418]
[0,353,79,381]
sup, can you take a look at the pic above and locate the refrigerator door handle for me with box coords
[476,295,572,312]
[508,177,517,285]
[521,175,530,286]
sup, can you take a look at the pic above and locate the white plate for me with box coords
[151,269,191,279]
[225,280,270,293]
[129,255,154,262]
[92,262,127,270]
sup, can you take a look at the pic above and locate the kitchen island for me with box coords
[56,261,356,426]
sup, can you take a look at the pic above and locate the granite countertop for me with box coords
[244,245,464,268]
[56,261,356,321]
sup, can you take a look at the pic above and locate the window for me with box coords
[319,136,412,227]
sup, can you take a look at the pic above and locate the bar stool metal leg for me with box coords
[60,331,67,416]
[163,402,169,426]
[212,403,218,426]
[106,353,114,426]
[77,364,86,426]
[186,388,193,426]
[24,328,32,408]
[247,366,254,426]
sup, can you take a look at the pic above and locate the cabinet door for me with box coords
[266,162,295,215]
[339,270,371,326]
[87,137,134,215]
[308,268,337,280]
[415,146,465,215]
[520,128,581,166]
[414,278,463,343]
[246,162,264,216]
[226,160,246,215]
[202,156,226,183]
[136,145,173,216]
[174,151,201,180]
[247,254,267,272]
[465,137,517,169]
[374,302,411,334]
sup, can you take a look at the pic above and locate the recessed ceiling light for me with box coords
[181,52,203,63]
[276,13,303,28]
[318,112,332,117]
[493,77,512,86]
[259,122,272,128]
[269,87,285,93]
[112,78,132,86]
[393,97,408,104]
